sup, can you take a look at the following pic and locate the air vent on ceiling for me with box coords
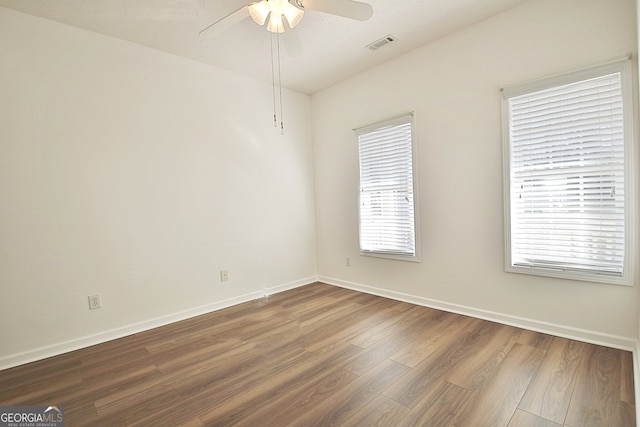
[366,34,396,51]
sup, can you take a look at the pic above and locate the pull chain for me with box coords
[270,31,277,128]
[268,19,285,135]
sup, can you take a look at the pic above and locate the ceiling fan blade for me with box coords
[199,4,250,37]
[282,26,303,57]
[299,0,373,21]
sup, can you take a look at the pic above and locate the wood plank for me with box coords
[518,336,588,424]
[126,367,267,426]
[383,321,503,409]
[286,358,410,427]
[232,367,359,427]
[445,322,521,390]
[302,298,417,354]
[92,384,183,425]
[0,371,84,405]
[346,304,419,349]
[341,395,411,427]
[507,409,562,427]
[61,401,100,427]
[92,370,174,416]
[565,344,634,427]
[170,342,302,399]
[452,343,545,426]
[197,342,363,425]
[0,354,81,383]
[388,311,471,368]
[517,329,554,350]
[339,305,453,376]
[396,380,475,427]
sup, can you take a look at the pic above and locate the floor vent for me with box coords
[366,34,396,51]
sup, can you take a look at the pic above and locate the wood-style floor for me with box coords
[0,282,635,426]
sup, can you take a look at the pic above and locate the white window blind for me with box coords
[356,114,418,260]
[503,60,634,284]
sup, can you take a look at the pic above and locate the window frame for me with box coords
[355,113,421,262]
[501,58,635,286]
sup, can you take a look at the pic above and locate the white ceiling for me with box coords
[0,0,528,94]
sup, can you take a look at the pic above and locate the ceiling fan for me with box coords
[199,0,373,134]
[199,0,374,39]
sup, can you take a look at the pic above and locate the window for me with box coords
[502,59,634,285]
[355,113,419,261]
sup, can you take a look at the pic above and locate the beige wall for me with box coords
[0,7,317,368]
[312,0,639,347]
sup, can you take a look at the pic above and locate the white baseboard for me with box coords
[265,276,319,295]
[319,275,637,351]
[0,276,318,371]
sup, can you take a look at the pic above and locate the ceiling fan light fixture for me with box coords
[248,1,270,26]
[267,0,290,16]
[284,4,304,28]
[250,0,304,32]
[266,13,285,33]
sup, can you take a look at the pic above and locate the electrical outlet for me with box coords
[220,270,229,282]
[88,294,101,310]
[346,256,351,267]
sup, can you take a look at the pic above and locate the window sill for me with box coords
[361,250,421,263]
[505,264,633,286]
